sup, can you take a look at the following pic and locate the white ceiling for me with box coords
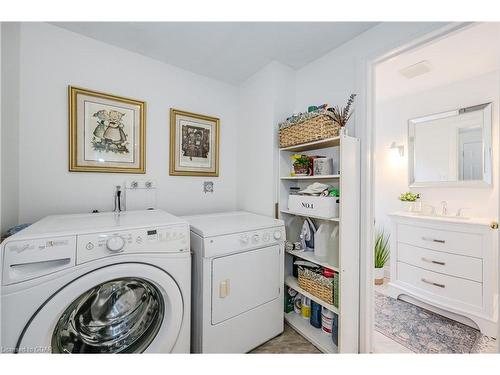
[376,23,500,101]
[52,22,377,85]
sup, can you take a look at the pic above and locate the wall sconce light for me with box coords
[389,142,404,157]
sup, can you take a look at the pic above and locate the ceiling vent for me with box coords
[399,60,432,79]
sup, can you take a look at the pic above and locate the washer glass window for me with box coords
[51,278,164,353]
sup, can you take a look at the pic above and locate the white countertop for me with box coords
[389,211,495,227]
[5,209,187,240]
[183,211,284,237]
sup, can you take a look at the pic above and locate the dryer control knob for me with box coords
[106,236,125,252]
[240,234,249,245]
[273,231,282,240]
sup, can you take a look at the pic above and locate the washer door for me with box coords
[18,263,183,353]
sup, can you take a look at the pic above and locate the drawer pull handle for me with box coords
[422,236,446,244]
[421,278,445,288]
[421,257,446,266]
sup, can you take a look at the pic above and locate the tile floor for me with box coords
[372,280,415,353]
[250,323,321,354]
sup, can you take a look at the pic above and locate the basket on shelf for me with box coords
[298,267,336,306]
[279,110,340,148]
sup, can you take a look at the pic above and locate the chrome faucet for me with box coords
[423,204,436,216]
[440,201,448,216]
[456,207,471,217]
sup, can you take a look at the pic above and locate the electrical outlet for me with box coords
[125,180,156,189]
[203,181,214,193]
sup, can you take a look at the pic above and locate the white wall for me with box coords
[14,22,239,225]
[375,71,499,232]
[292,22,450,351]
[295,23,447,133]
[236,62,295,217]
[1,23,20,234]
[3,22,447,230]
[0,22,2,234]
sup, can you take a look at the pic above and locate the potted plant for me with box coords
[291,154,311,176]
[399,191,420,212]
[374,230,390,285]
[329,93,356,135]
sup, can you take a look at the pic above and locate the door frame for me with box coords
[355,22,474,353]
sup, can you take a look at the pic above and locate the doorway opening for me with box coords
[369,22,500,353]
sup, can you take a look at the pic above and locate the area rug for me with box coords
[374,292,496,353]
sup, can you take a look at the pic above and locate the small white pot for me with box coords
[401,201,414,212]
[374,267,385,285]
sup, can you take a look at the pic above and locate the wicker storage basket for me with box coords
[298,267,334,306]
[279,112,340,148]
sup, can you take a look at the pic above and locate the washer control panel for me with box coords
[77,224,189,264]
[203,226,286,258]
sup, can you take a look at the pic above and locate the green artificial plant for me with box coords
[374,230,390,269]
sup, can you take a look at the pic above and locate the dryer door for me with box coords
[211,245,281,325]
[18,263,183,353]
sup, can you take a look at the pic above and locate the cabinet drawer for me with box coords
[398,223,482,258]
[397,262,482,308]
[398,243,482,282]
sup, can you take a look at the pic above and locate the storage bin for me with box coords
[288,195,339,219]
[279,111,340,148]
[298,267,334,305]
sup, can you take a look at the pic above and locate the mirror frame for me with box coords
[408,103,492,188]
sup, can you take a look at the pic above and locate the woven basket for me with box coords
[279,114,341,148]
[298,268,334,305]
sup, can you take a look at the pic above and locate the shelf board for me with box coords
[280,209,340,222]
[285,275,339,314]
[284,312,338,353]
[280,174,340,180]
[286,249,339,272]
[280,136,341,152]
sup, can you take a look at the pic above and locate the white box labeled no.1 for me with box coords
[288,195,339,218]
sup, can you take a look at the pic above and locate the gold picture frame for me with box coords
[169,108,220,177]
[69,86,146,173]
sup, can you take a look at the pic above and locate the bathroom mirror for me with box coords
[408,103,492,187]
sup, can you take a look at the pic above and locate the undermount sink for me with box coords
[391,211,492,227]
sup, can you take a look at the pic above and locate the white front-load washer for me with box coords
[0,209,190,354]
[184,211,285,353]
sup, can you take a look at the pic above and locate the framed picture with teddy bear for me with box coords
[169,108,220,177]
[68,86,146,173]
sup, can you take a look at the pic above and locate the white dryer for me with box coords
[1,209,190,353]
[185,211,285,353]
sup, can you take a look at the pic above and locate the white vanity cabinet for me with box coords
[389,213,498,336]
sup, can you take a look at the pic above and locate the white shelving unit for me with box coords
[279,209,340,222]
[285,249,339,272]
[280,174,340,180]
[278,134,360,353]
[284,275,338,314]
[284,312,338,353]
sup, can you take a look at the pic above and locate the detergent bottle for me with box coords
[314,222,334,261]
[328,225,340,267]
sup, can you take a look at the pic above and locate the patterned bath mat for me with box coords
[375,292,496,353]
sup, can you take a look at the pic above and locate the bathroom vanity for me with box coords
[389,212,498,336]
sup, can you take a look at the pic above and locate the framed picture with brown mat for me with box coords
[169,108,220,177]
